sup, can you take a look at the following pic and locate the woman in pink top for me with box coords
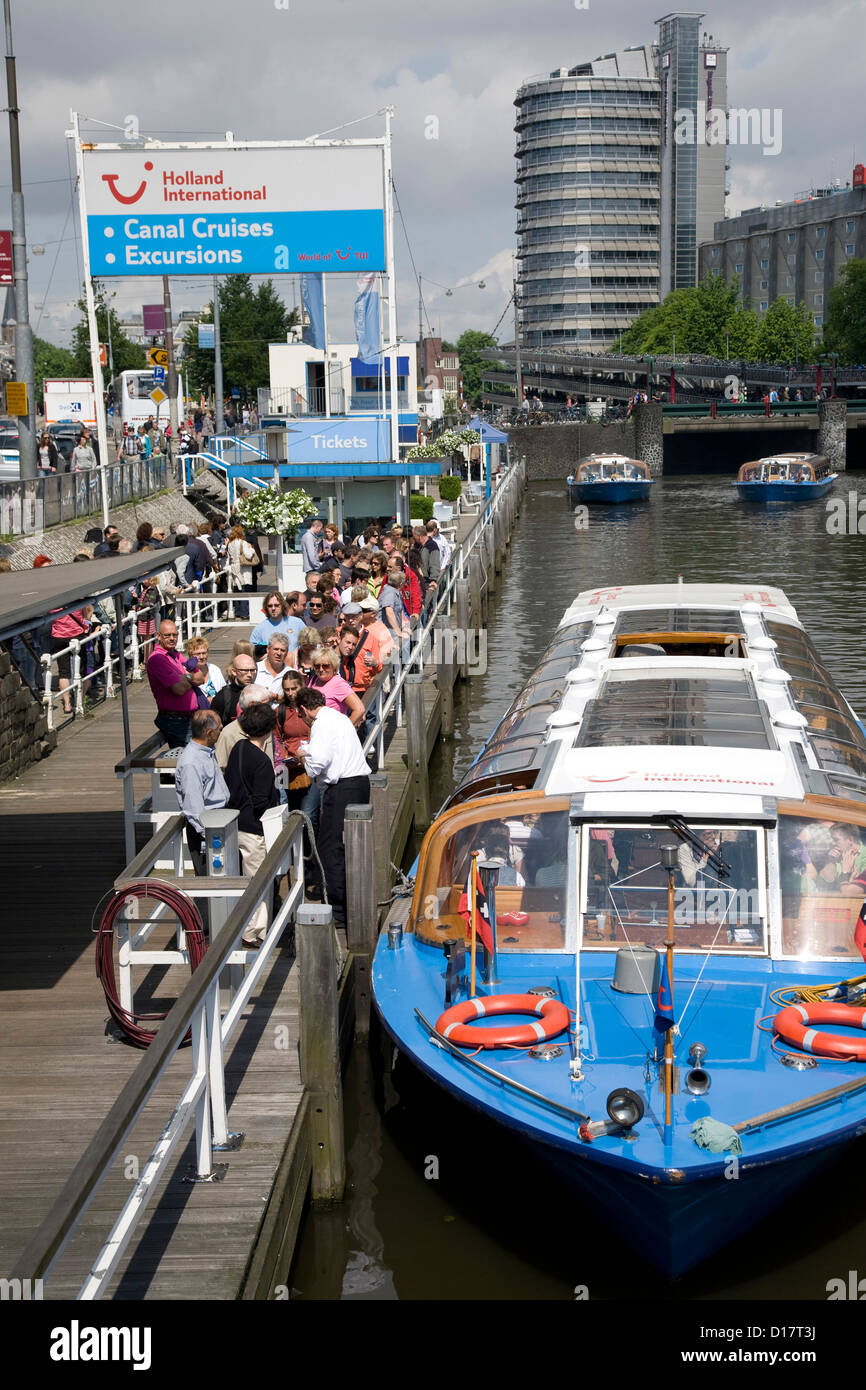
[308,646,365,728]
[50,607,93,715]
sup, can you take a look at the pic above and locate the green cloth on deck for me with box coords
[690,1117,743,1154]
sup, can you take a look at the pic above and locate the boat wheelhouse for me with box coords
[735,452,836,502]
[373,583,866,1275]
[566,454,652,506]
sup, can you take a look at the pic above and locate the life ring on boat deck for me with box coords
[773,1002,866,1060]
[435,993,570,1050]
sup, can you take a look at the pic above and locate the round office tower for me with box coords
[515,48,662,351]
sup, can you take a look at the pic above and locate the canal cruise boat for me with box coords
[566,454,653,506]
[735,452,836,502]
[373,583,866,1276]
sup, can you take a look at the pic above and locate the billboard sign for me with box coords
[198,322,215,348]
[0,230,12,284]
[142,303,165,334]
[81,144,386,278]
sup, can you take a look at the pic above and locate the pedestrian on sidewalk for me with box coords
[145,619,208,747]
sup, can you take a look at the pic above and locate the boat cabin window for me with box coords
[581,824,767,954]
[779,814,866,960]
[419,806,571,952]
[579,460,646,481]
[740,460,815,483]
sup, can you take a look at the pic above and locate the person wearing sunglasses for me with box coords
[307,646,365,727]
[250,590,304,658]
[211,652,259,725]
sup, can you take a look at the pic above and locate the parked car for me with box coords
[0,427,20,481]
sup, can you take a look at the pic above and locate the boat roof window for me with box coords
[615,608,744,636]
[577,674,775,750]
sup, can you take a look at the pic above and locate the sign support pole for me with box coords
[322,273,330,419]
[213,275,224,435]
[383,108,399,467]
[68,110,110,529]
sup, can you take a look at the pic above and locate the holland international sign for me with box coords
[79,144,386,277]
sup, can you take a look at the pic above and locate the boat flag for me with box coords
[654,955,675,1036]
[458,866,494,953]
[300,273,325,350]
[856,901,866,963]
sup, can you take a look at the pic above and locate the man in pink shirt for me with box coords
[146,619,208,747]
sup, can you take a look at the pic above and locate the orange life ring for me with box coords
[435,993,570,1050]
[773,1001,866,1060]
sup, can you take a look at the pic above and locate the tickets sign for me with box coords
[81,144,386,277]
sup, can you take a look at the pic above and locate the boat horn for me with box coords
[684,1042,711,1095]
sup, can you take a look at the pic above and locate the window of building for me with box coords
[760,279,768,290]
[816,248,824,261]
[815,271,824,283]
[787,232,796,244]
[847,220,855,233]
[785,275,794,288]
[816,315,823,327]
[814,293,823,305]
[734,262,743,273]
[847,244,855,255]
[760,300,768,311]
[760,258,769,269]
[816,226,825,238]
[712,247,719,258]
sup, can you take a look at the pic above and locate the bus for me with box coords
[108,369,185,443]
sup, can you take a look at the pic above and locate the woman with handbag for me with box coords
[227,525,259,620]
[225,702,281,947]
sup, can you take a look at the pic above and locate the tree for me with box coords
[70,284,146,378]
[753,298,815,363]
[33,335,76,408]
[456,329,501,405]
[822,259,866,364]
[181,274,296,397]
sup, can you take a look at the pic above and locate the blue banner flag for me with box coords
[353,272,380,362]
[654,956,675,1035]
[300,273,325,350]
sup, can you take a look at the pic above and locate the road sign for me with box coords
[198,323,215,349]
[147,347,168,368]
[5,382,28,415]
[150,386,167,406]
[153,365,166,384]
[0,231,11,285]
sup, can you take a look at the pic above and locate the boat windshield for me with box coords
[418,805,571,952]
[779,813,866,960]
[741,460,814,483]
[580,460,644,481]
[582,824,767,954]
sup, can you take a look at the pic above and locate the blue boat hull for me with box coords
[568,480,652,506]
[373,938,866,1277]
[736,478,836,503]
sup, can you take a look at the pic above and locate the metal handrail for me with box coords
[11,811,305,1297]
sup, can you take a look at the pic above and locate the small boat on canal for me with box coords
[566,454,652,506]
[735,452,836,502]
[373,583,866,1276]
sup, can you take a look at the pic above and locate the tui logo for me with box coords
[101,162,153,204]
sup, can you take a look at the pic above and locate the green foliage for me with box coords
[753,298,815,363]
[234,486,314,535]
[440,339,457,352]
[33,335,76,406]
[181,275,296,396]
[456,329,501,405]
[438,475,462,502]
[70,284,146,377]
[409,491,435,522]
[822,259,866,364]
[617,274,811,363]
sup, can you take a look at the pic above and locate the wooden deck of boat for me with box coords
[0,621,307,1300]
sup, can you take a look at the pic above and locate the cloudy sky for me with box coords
[5,0,863,350]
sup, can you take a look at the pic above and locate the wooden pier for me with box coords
[0,465,524,1299]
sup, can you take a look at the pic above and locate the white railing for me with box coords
[40,568,233,730]
[13,811,306,1300]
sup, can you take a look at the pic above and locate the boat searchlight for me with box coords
[606,1088,645,1131]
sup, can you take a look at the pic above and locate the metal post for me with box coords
[344,804,377,1038]
[68,112,111,529]
[322,273,330,419]
[113,594,133,758]
[3,0,35,480]
[404,673,430,830]
[383,109,400,467]
[478,860,500,984]
[455,576,470,679]
[369,773,391,911]
[162,276,180,470]
[297,902,346,1204]
[513,278,523,409]
[213,275,224,435]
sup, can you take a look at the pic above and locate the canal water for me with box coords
[290,473,866,1301]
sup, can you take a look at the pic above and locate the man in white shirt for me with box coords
[425,519,452,569]
[255,633,290,695]
[294,687,370,927]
